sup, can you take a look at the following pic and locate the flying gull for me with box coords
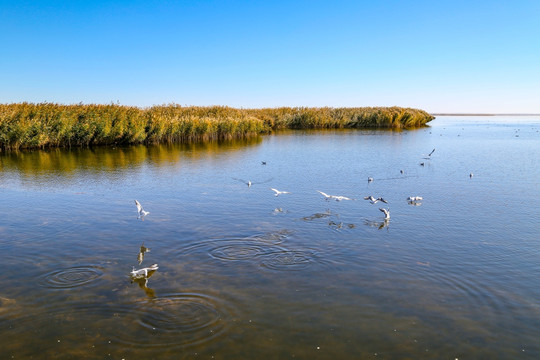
[135,200,149,219]
[317,190,353,201]
[270,188,291,197]
[364,196,388,204]
[379,208,390,220]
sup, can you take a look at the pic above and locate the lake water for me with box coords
[0,116,539,359]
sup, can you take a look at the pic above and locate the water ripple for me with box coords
[116,293,235,349]
[260,250,324,272]
[175,229,293,258]
[38,265,104,289]
[208,243,274,261]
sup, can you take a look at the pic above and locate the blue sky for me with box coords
[1,0,539,113]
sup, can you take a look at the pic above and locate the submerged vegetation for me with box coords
[0,103,434,150]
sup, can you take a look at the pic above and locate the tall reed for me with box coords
[0,103,434,150]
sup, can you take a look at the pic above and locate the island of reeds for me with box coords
[0,103,434,150]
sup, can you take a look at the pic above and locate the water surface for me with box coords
[1,116,539,359]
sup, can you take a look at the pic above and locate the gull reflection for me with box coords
[301,209,334,221]
[132,277,156,298]
[130,264,158,298]
[137,242,150,265]
[272,207,290,215]
[364,219,390,231]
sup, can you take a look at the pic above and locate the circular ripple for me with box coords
[38,265,104,289]
[176,230,292,258]
[115,293,235,349]
[208,243,273,261]
[260,250,317,271]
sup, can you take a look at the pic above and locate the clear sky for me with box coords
[1,0,539,113]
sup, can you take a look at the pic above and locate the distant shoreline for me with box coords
[432,113,540,116]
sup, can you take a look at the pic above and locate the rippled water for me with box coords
[1,116,539,359]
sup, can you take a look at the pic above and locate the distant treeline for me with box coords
[0,103,434,150]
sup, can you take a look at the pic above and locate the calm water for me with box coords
[1,116,539,359]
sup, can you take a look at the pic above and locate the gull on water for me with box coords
[364,196,388,204]
[470,173,474,178]
[130,264,158,279]
[135,200,149,219]
[270,188,291,197]
[379,208,390,220]
[317,191,353,202]
[233,177,273,187]
[368,177,374,183]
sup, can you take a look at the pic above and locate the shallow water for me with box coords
[1,116,539,359]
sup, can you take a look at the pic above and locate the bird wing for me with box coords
[135,200,143,213]
[317,190,329,198]
[270,188,279,194]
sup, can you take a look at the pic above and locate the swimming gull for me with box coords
[130,264,158,279]
[233,177,273,187]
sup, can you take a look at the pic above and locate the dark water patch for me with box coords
[0,291,239,357]
[38,265,104,289]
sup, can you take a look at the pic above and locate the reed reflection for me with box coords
[0,137,263,179]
